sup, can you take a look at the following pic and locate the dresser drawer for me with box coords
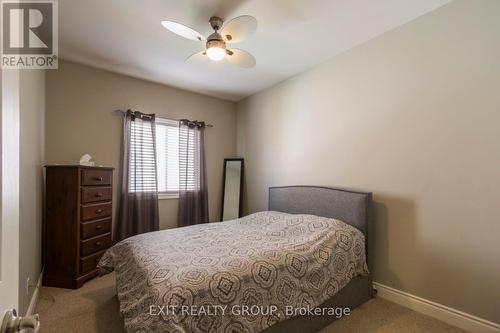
[81,186,112,204]
[81,169,112,186]
[80,250,106,274]
[81,218,111,239]
[81,233,112,257]
[81,202,112,221]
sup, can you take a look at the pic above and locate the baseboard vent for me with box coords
[373,282,500,333]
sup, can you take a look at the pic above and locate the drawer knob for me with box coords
[95,209,103,214]
[95,241,102,246]
[95,193,103,197]
[95,177,103,181]
[95,225,103,230]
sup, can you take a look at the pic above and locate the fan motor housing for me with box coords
[206,34,225,50]
[207,32,223,42]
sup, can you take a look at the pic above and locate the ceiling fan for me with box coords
[161,15,257,68]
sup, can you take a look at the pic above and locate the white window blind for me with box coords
[155,118,179,193]
[129,117,198,195]
[129,118,157,192]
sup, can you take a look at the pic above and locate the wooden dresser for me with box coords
[44,165,114,288]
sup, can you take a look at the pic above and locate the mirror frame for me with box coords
[220,158,244,221]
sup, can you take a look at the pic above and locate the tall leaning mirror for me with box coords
[220,158,244,221]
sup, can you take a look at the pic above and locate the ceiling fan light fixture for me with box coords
[206,47,225,61]
[206,39,226,61]
[162,14,257,68]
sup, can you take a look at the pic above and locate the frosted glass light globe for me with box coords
[206,47,225,61]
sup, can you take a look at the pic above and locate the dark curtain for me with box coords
[115,110,159,241]
[178,119,209,227]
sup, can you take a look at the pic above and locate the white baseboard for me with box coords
[26,271,42,316]
[373,282,500,333]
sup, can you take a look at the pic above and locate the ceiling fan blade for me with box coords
[185,50,208,64]
[221,15,257,43]
[161,20,206,42]
[226,48,256,68]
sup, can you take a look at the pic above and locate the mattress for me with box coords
[98,211,369,333]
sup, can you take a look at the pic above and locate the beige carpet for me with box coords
[35,273,466,333]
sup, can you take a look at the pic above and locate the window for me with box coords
[155,118,180,198]
[129,116,197,199]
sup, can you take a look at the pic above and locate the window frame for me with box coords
[155,117,180,200]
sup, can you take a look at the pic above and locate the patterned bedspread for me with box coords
[98,211,369,333]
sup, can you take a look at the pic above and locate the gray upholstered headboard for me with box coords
[268,186,372,235]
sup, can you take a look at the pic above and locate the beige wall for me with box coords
[237,0,500,324]
[46,61,236,229]
[19,69,45,314]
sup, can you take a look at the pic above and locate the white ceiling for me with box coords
[60,0,450,101]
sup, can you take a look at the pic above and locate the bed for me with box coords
[98,185,373,333]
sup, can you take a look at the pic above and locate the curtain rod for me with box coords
[113,109,213,127]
